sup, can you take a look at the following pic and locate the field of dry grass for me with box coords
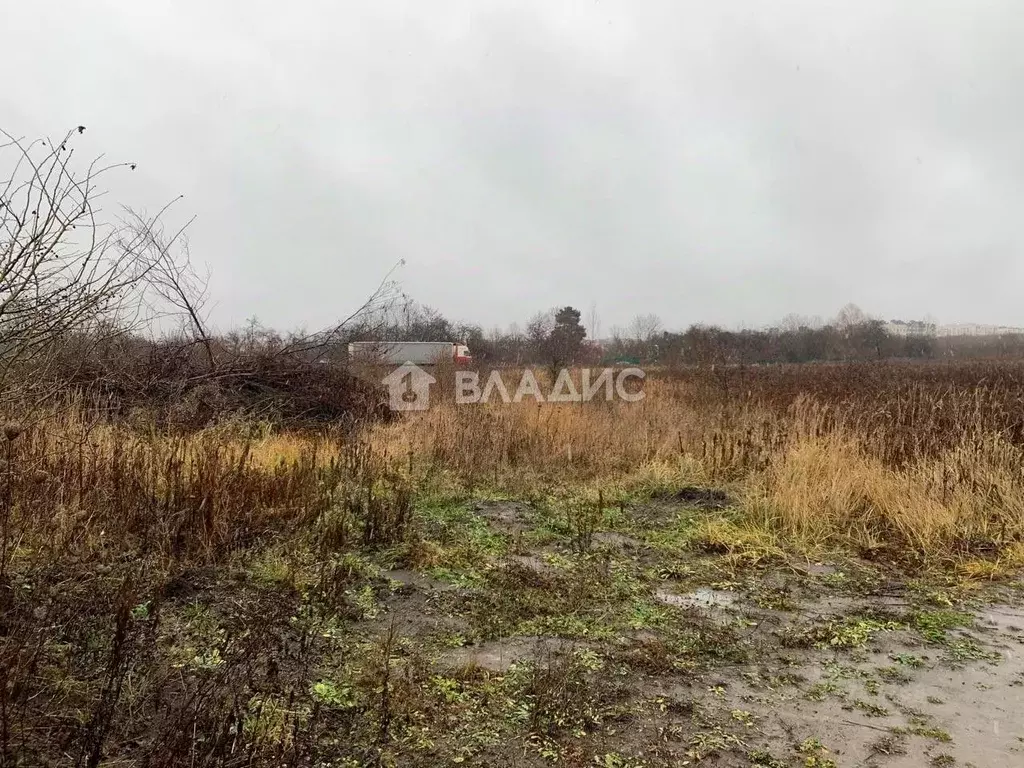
[372,362,1024,567]
[3,360,1024,765]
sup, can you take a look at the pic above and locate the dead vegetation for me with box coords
[3,362,1024,766]
[372,362,1024,567]
[5,127,1024,766]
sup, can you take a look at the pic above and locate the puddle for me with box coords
[438,636,575,673]
[980,604,1024,636]
[655,587,738,609]
[804,562,840,577]
[508,555,559,577]
[472,500,533,535]
[718,601,1024,767]
[591,531,643,550]
[384,569,456,592]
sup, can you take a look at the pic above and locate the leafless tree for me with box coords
[777,313,811,333]
[526,310,554,346]
[587,302,601,342]
[0,127,171,407]
[280,259,406,359]
[629,313,663,342]
[120,206,214,367]
[834,303,868,330]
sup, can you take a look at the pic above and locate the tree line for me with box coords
[344,301,1024,367]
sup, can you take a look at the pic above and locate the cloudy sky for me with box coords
[3,1,1022,334]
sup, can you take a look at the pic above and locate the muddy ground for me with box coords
[49,491,1020,767]
[347,495,1024,767]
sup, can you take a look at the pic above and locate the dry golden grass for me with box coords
[8,360,1024,567]
[369,375,776,489]
[367,363,1024,565]
[0,406,354,571]
[746,430,1024,562]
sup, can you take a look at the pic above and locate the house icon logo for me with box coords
[381,363,436,412]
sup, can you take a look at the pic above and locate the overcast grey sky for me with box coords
[3,1,1022,333]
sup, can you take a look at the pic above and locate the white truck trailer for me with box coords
[347,341,471,366]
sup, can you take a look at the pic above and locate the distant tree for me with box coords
[546,306,586,369]
[902,333,936,359]
[526,310,554,345]
[629,313,663,343]
[681,325,733,367]
[398,302,453,341]
[777,313,813,333]
[834,303,868,331]
[522,310,552,363]
[848,318,889,359]
[587,302,602,341]
[629,313,663,361]
[501,322,527,364]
